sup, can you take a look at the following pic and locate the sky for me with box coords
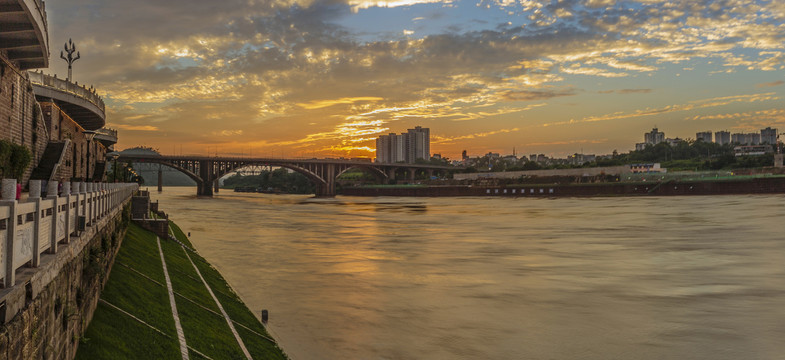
[43,0,785,160]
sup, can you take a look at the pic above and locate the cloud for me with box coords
[617,89,652,94]
[500,89,576,101]
[544,92,781,127]
[297,97,385,110]
[43,0,785,159]
[432,128,519,144]
[109,124,160,131]
[756,80,784,88]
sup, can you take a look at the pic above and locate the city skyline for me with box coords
[42,0,785,160]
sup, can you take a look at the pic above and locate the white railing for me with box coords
[0,179,138,288]
[27,71,106,113]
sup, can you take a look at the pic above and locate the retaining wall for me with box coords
[0,180,137,359]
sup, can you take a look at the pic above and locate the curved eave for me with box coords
[0,0,49,69]
[33,83,106,130]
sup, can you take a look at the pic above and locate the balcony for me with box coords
[28,71,106,130]
[0,0,49,69]
[94,128,118,148]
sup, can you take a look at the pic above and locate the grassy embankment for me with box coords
[76,222,287,359]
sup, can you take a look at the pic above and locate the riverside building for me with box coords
[375,126,430,164]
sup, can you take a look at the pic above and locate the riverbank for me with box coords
[75,220,287,359]
[340,174,785,197]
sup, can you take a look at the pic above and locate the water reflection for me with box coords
[150,188,785,360]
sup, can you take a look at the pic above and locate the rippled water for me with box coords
[149,187,785,360]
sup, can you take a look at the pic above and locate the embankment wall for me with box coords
[0,183,137,359]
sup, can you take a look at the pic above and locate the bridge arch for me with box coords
[336,164,388,182]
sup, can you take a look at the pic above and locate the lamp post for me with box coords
[83,130,96,181]
[60,39,80,82]
[107,152,119,182]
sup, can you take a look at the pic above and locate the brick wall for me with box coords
[38,102,108,182]
[0,57,49,184]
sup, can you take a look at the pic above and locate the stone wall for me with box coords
[0,200,131,360]
[0,60,49,184]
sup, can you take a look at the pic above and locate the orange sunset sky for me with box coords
[42,0,784,160]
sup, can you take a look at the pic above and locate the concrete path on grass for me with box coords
[157,236,190,360]
[182,246,253,360]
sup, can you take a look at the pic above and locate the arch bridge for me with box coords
[115,154,455,197]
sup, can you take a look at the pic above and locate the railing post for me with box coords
[2,179,18,287]
[47,181,59,253]
[29,180,42,267]
[86,183,93,225]
[63,182,72,243]
[73,182,81,237]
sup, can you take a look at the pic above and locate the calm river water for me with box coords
[150,187,785,360]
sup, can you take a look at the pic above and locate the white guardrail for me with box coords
[0,179,138,288]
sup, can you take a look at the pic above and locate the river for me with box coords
[149,187,785,359]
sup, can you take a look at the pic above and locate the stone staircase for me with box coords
[29,140,70,182]
[93,161,107,181]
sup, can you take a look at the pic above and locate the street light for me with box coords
[107,152,120,182]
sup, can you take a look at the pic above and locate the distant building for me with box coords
[734,145,773,156]
[568,153,596,165]
[761,127,778,145]
[405,126,430,163]
[461,150,469,161]
[731,133,760,145]
[644,127,665,145]
[630,163,666,173]
[696,131,712,142]
[715,131,731,145]
[375,126,430,164]
[635,143,648,151]
[665,138,683,147]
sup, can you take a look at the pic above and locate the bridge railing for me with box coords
[0,179,138,288]
[28,71,106,113]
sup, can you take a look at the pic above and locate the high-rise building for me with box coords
[644,128,665,145]
[461,150,468,161]
[406,126,430,163]
[375,126,430,164]
[696,131,712,142]
[731,133,760,145]
[761,127,778,145]
[714,131,730,145]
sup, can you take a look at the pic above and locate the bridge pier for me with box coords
[198,160,215,196]
[157,164,163,192]
[214,179,219,193]
[314,163,337,197]
[407,168,416,181]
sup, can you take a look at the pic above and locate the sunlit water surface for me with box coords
[150,187,785,359]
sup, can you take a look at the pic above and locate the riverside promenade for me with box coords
[76,218,288,359]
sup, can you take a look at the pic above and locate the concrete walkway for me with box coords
[157,236,190,360]
[182,247,253,360]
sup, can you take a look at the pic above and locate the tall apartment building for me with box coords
[696,131,712,142]
[761,127,778,145]
[644,128,665,145]
[731,133,761,145]
[375,126,430,164]
[714,131,730,145]
[406,126,430,163]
